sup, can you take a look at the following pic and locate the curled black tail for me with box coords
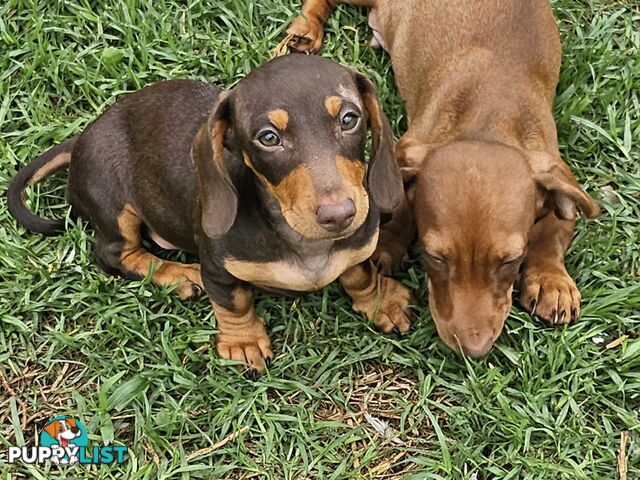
[7,136,78,235]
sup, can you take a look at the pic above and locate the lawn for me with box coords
[0,1,638,479]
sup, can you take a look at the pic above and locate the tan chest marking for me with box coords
[224,231,378,292]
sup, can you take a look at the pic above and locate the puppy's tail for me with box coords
[7,136,78,235]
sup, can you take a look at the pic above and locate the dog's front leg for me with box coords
[207,279,273,373]
[287,0,377,53]
[287,0,336,53]
[340,260,414,334]
[520,212,580,325]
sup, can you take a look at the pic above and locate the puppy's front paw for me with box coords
[520,266,581,325]
[374,279,414,334]
[217,320,273,374]
[174,264,205,300]
[358,277,414,334]
[286,15,324,53]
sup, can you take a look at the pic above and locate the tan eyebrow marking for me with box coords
[325,96,342,117]
[267,109,289,130]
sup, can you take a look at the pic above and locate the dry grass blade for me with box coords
[272,34,295,58]
[618,431,629,480]
[186,426,250,461]
[606,335,627,350]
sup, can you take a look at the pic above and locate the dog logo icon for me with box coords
[39,416,88,464]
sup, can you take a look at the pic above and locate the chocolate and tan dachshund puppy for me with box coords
[7,54,413,373]
[288,0,600,357]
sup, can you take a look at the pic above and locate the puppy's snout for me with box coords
[315,198,356,233]
[459,329,495,359]
[71,427,80,435]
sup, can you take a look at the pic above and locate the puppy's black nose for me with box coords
[316,199,356,233]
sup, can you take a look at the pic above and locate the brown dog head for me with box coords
[192,54,403,240]
[401,140,600,357]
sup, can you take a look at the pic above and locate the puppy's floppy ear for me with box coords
[353,72,403,213]
[192,91,239,239]
[43,421,60,438]
[527,150,601,220]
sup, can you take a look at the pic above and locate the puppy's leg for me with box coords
[287,0,377,53]
[210,284,273,373]
[519,212,580,325]
[373,136,419,274]
[340,260,414,334]
[97,203,204,300]
[373,193,415,275]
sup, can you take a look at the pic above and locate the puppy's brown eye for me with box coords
[258,131,281,147]
[340,112,359,131]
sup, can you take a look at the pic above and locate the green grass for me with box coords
[0,0,639,478]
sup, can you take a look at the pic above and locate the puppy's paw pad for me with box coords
[374,311,412,335]
[217,333,273,374]
[374,280,415,334]
[176,282,204,300]
[520,268,581,326]
[286,16,323,53]
[172,264,204,300]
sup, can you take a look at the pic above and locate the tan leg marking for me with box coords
[117,204,204,300]
[340,261,414,333]
[213,286,273,372]
[268,109,289,131]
